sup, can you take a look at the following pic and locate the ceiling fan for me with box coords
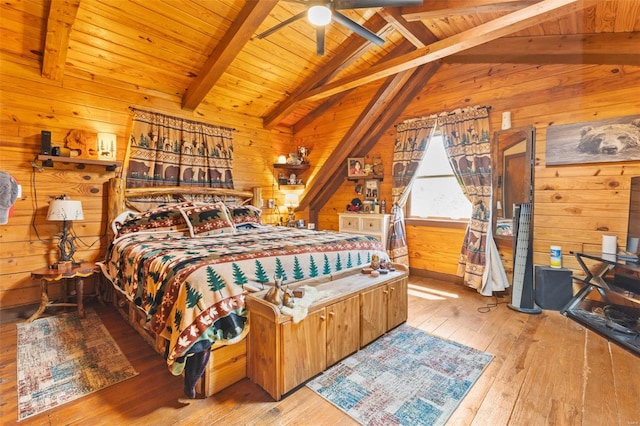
[256,0,424,56]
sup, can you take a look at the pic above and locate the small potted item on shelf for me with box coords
[278,172,287,185]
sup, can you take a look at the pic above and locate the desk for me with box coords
[27,262,99,322]
[561,252,639,355]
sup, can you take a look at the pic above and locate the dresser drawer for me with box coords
[338,213,390,252]
[361,217,383,233]
[340,216,360,232]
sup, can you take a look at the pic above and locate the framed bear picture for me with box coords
[546,115,640,166]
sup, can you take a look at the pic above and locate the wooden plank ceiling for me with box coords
[22,0,640,216]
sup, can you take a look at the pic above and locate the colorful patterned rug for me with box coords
[16,309,138,421]
[306,324,493,426]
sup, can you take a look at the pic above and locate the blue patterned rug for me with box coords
[16,309,138,421]
[307,324,493,426]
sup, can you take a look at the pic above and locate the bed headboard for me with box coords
[107,177,255,233]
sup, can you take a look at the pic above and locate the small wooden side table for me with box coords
[27,262,99,322]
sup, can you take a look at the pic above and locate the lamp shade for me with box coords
[284,193,299,208]
[47,199,84,221]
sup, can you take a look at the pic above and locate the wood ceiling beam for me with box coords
[378,7,438,48]
[305,62,441,217]
[402,0,538,21]
[292,39,416,132]
[299,0,600,103]
[41,0,80,82]
[300,68,418,211]
[181,1,278,111]
[442,33,640,65]
[262,13,390,130]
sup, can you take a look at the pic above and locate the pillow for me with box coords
[227,205,262,227]
[112,210,137,235]
[116,202,193,236]
[180,203,235,237]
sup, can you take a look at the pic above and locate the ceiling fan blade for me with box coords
[333,0,423,9]
[332,11,384,46]
[316,26,325,56]
[255,11,307,39]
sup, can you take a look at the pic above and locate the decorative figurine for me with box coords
[371,253,380,270]
[265,276,286,307]
[286,152,302,165]
[264,276,295,308]
[298,146,309,163]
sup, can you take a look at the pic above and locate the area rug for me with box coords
[16,309,139,421]
[306,324,493,426]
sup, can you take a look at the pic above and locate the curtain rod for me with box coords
[128,107,236,132]
[394,105,492,127]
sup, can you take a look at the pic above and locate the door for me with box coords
[326,296,360,367]
[281,309,326,394]
[387,278,408,330]
[360,285,387,347]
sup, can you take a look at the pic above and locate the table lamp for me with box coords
[47,197,84,266]
[284,193,299,227]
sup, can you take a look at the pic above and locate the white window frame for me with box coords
[407,133,471,222]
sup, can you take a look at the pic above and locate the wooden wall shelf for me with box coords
[273,163,309,171]
[279,184,305,191]
[347,174,384,181]
[38,155,122,171]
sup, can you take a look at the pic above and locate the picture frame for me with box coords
[546,114,640,166]
[347,157,366,178]
[364,179,379,201]
[97,133,117,161]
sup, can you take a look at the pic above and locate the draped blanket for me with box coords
[103,226,386,372]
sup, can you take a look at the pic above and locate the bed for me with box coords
[102,177,389,398]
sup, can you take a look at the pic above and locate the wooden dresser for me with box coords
[338,213,391,249]
[246,265,409,401]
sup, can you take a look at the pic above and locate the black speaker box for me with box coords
[534,266,573,311]
[41,130,51,155]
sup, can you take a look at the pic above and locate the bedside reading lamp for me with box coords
[47,197,83,268]
[284,193,299,227]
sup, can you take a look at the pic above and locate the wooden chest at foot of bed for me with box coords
[246,264,409,400]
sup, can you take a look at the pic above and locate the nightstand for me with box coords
[27,262,99,322]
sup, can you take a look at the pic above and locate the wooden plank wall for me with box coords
[303,62,640,278]
[0,63,292,311]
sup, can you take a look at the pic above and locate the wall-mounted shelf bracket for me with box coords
[37,155,122,171]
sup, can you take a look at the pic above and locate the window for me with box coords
[409,134,471,220]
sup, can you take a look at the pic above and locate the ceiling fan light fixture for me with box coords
[308,5,332,26]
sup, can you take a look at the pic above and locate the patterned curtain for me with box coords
[439,106,508,295]
[388,116,438,265]
[126,108,234,189]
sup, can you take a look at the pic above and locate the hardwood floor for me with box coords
[1,276,638,425]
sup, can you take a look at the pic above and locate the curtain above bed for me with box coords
[126,108,235,189]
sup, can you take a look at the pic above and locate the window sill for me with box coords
[405,217,468,229]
